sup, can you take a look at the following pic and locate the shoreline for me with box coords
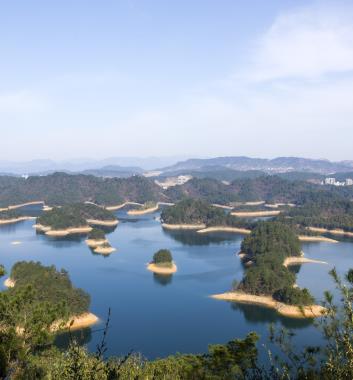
[147,262,177,275]
[283,256,328,267]
[231,210,281,217]
[86,218,119,226]
[197,226,251,234]
[4,278,15,288]
[162,223,206,230]
[53,312,99,332]
[307,227,353,238]
[0,216,35,225]
[298,235,338,243]
[211,292,325,318]
[93,246,116,255]
[85,238,109,248]
[105,201,143,211]
[127,205,159,215]
[212,204,233,210]
[34,224,92,236]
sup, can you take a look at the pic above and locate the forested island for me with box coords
[147,249,177,274]
[1,261,97,332]
[161,199,255,232]
[212,222,325,318]
[35,203,117,236]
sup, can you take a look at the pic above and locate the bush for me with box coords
[273,286,315,306]
[153,250,173,264]
[88,228,106,240]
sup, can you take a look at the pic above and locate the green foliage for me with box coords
[237,222,313,304]
[0,210,20,220]
[153,249,173,264]
[161,198,255,229]
[88,228,106,240]
[0,264,5,277]
[273,286,314,306]
[10,261,90,316]
[37,203,115,229]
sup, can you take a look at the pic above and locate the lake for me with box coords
[0,204,352,360]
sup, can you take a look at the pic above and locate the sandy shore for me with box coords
[93,246,116,255]
[34,224,92,236]
[212,204,233,210]
[127,205,159,215]
[283,257,328,267]
[105,201,143,211]
[243,201,265,206]
[85,238,108,248]
[307,227,353,238]
[197,226,251,234]
[162,223,207,230]
[4,278,15,288]
[298,235,338,243]
[7,201,44,210]
[86,218,119,226]
[147,262,177,275]
[43,205,53,211]
[211,292,325,318]
[0,216,35,225]
[231,210,281,217]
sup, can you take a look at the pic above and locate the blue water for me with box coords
[0,205,352,360]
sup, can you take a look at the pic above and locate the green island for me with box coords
[85,227,108,247]
[93,241,116,255]
[147,249,177,274]
[161,198,255,232]
[212,222,325,318]
[1,261,97,333]
[35,203,117,235]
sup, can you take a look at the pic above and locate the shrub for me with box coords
[153,250,173,264]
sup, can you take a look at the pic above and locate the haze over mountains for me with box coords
[1,156,352,177]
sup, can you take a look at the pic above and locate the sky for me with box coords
[1,0,353,161]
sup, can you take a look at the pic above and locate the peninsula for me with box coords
[212,222,324,318]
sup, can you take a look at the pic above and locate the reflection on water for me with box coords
[230,302,312,328]
[153,273,173,286]
[55,327,93,349]
[163,229,242,246]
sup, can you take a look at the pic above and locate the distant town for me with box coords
[323,178,353,186]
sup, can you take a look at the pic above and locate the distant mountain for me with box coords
[0,156,187,174]
[81,165,143,178]
[160,156,353,175]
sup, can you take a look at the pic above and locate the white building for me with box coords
[346,178,353,186]
[324,178,336,185]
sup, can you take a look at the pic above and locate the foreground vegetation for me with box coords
[0,264,352,379]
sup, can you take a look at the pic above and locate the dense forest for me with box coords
[37,203,116,229]
[9,261,90,316]
[161,198,256,229]
[0,172,162,207]
[0,172,353,209]
[237,222,314,306]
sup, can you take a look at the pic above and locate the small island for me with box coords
[35,203,118,236]
[93,242,116,255]
[1,261,98,331]
[212,222,325,318]
[127,201,159,215]
[147,249,177,275]
[85,228,109,248]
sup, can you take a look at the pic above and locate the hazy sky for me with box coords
[1,0,353,161]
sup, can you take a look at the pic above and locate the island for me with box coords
[2,261,98,331]
[93,242,116,255]
[211,222,326,318]
[34,203,118,236]
[85,228,109,248]
[0,210,35,225]
[127,201,159,215]
[161,198,254,233]
[147,249,177,275]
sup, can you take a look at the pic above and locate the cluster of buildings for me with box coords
[323,178,353,186]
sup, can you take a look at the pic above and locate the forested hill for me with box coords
[0,172,163,207]
[0,172,352,208]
